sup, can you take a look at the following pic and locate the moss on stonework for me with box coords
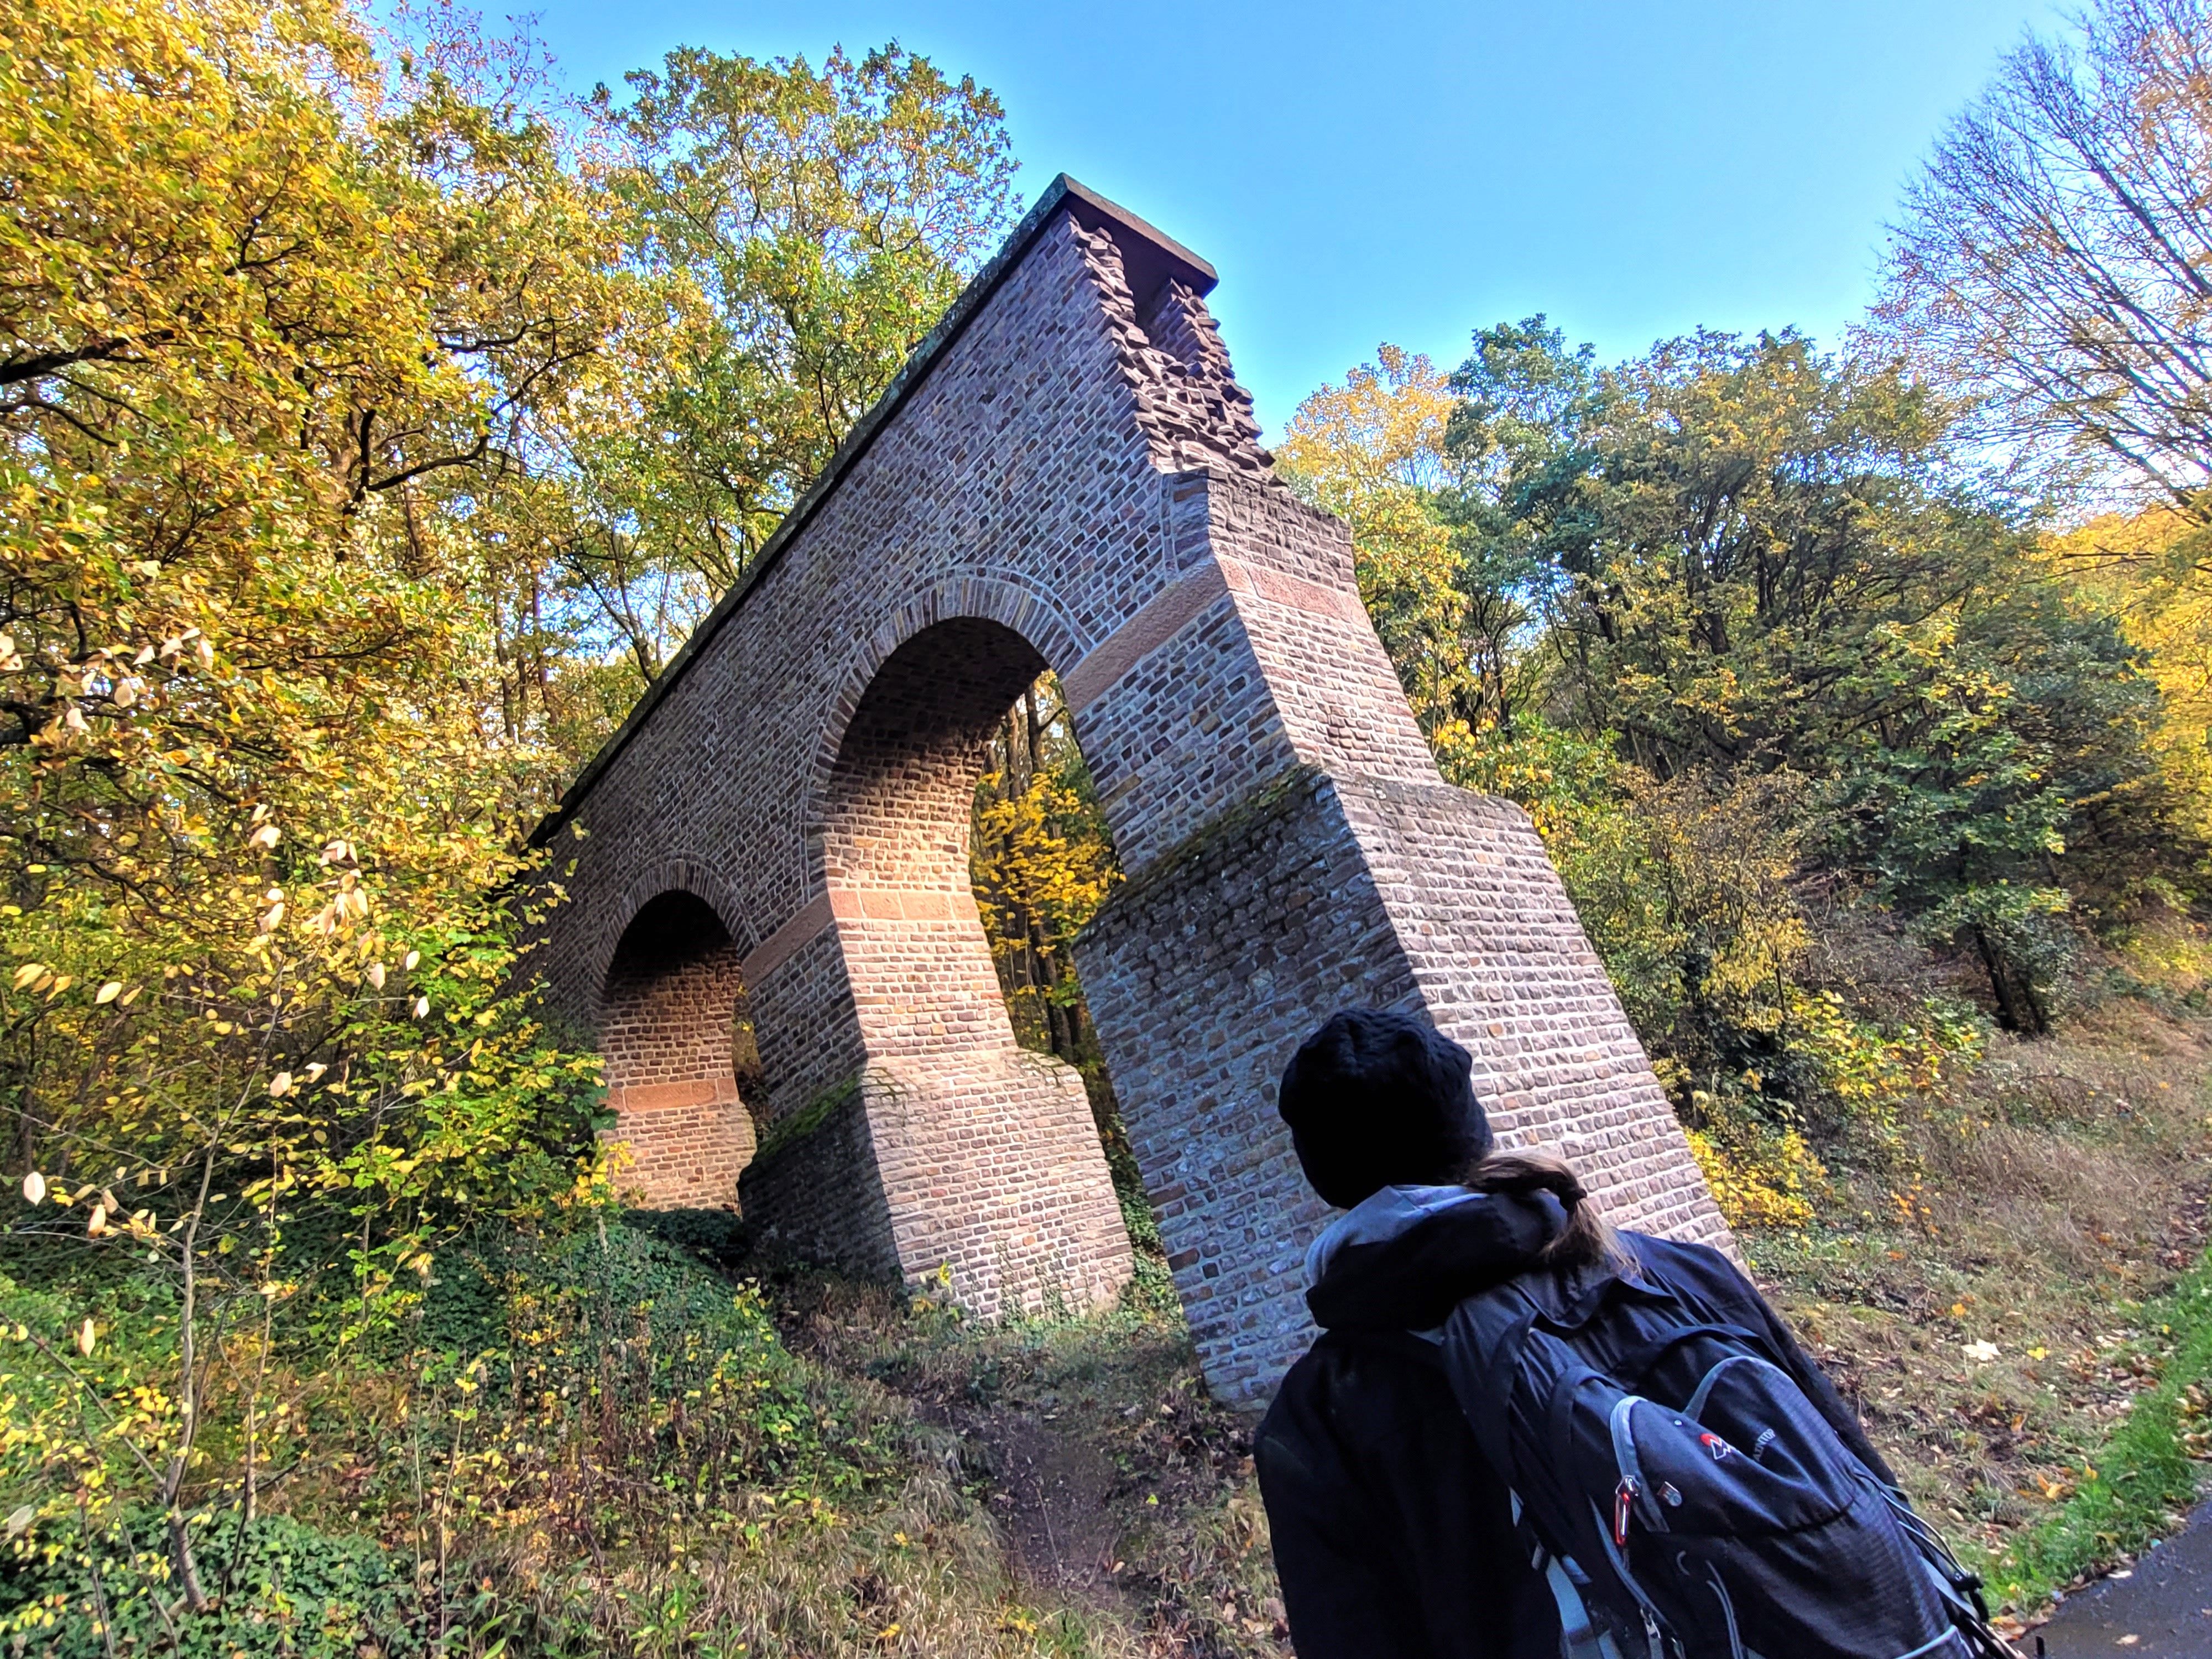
[750,1073,865,1166]
[1077,763,1328,943]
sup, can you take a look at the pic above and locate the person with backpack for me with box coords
[1253,1008,2011,1659]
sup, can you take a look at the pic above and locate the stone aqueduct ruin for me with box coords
[534,177,1729,1403]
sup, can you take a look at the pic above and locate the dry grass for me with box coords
[392,1260,1288,1658]
[490,1456,1128,1658]
[1750,998,2212,1603]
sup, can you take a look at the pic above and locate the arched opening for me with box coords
[600,890,759,1209]
[818,617,1051,1046]
[807,616,1134,1314]
[968,671,1166,1292]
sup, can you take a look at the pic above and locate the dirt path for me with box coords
[2034,1503,2212,1656]
[974,1404,1131,1603]
[768,1272,1288,1651]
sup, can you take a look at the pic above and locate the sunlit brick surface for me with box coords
[535,181,1729,1398]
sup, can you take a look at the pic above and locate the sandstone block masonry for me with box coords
[532,175,1731,1402]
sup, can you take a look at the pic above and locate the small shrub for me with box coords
[395,1221,911,1546]
[1684,1102,1825,1229]
[1782,989,1987,1164]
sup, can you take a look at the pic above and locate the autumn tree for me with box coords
[1277,347,1489,733]
[968,676,1119,1070]
[1882,0,2212,520]
[1455,326,2180,1030]
[0,0,610,1609]
[481,44,1020,748]
[1875,1,2212,975]
[608,41,1016,559]
[2049,507,2212,841]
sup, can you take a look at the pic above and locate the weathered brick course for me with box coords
[533,175,1727,1401]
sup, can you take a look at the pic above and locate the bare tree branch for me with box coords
[1880,0,2212,513]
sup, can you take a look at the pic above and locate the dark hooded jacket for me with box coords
[1253,1188,1893,1659]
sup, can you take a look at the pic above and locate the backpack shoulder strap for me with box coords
[1609,1319,1782,1380]
[1439,1284,1546,1478]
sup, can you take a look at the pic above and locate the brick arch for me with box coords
[746,612,1133,1316]
[597,887,760,1209]
[803,572,1092,867]
[815,615,1047,899]
[587,854,757,1016]
[532,175,1730,1401]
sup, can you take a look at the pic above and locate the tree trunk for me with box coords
[1970,925,2048,1035]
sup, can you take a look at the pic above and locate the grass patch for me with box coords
[1986,1246,2212,1613]
[1,1218,1154,1658]
[1746,998,2212,1617]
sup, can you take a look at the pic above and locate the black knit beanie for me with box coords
[1277,1008,1493,1209]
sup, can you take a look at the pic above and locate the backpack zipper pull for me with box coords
[1614,1476,1637,1546]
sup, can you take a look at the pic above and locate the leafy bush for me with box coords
[390,1221,912,1567]
[1781,989,1986,1159]
[1684,1100,1827,1229]
[1,1215,927,1652]
[1,1512,432,1659]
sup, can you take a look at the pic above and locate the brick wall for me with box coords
[599,891,758,1207]
[533,176,1728,1402]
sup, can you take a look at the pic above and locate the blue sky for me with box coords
[515,0,2068,435]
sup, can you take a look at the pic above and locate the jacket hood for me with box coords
[1305,1182,1567,1333]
